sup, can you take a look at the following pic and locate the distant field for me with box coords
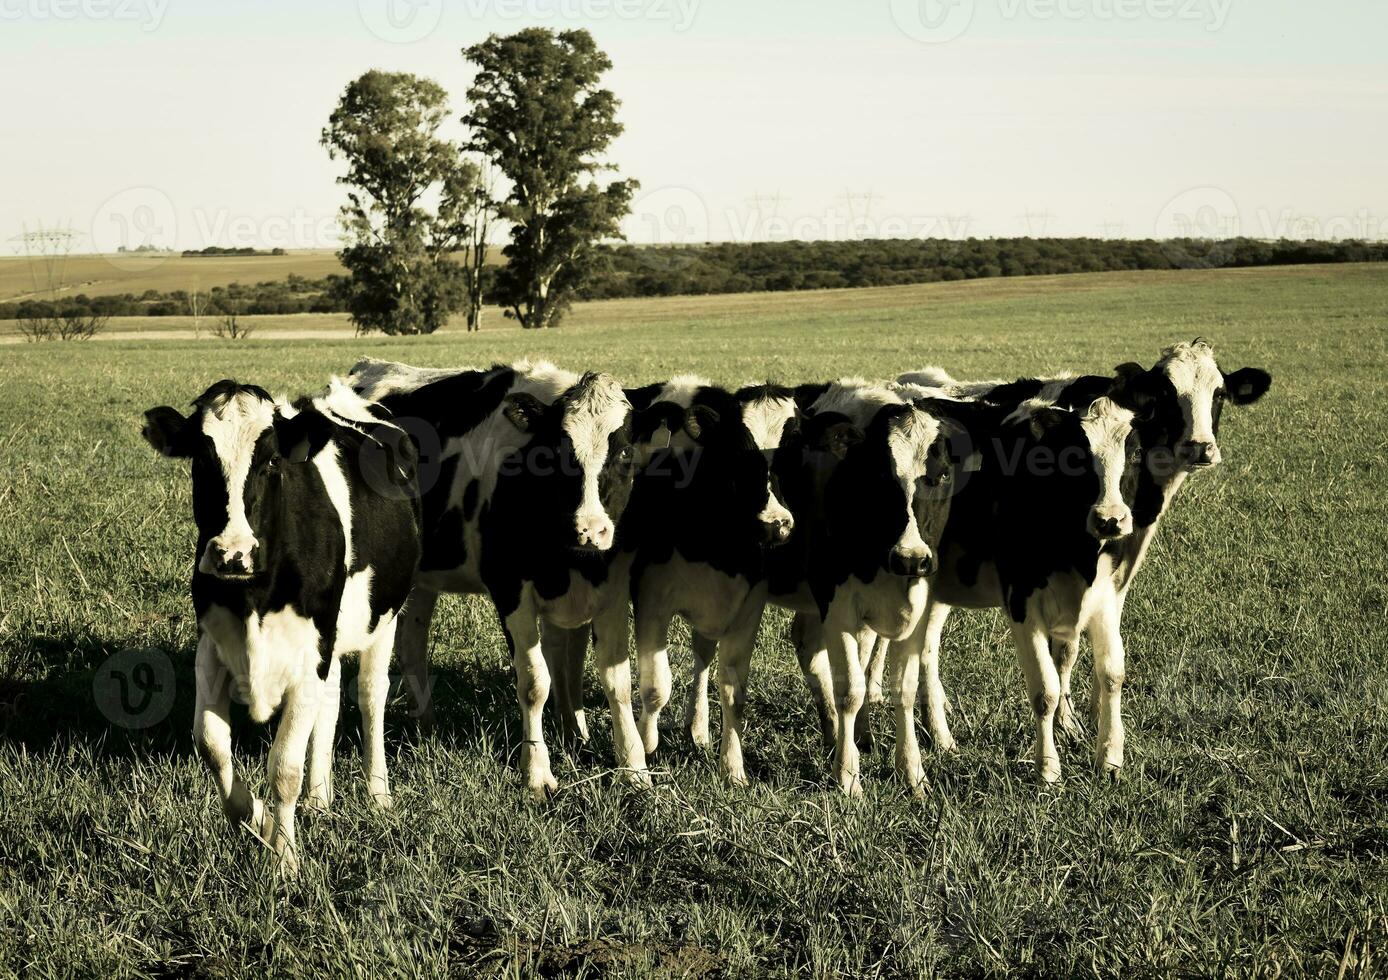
[2,263,1386,976]
[0,251,348,302]
[0,249,516,304]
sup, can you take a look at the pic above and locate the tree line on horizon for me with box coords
[3,235,1383,324]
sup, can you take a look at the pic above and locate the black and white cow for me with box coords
[143,380,421,869]
[897,341,1270,779]
[760,380,957,796]
[349,358,664,800]
[544,378,801,786]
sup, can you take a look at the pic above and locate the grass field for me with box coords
[0,251,348,303]
[1,264,1386,976]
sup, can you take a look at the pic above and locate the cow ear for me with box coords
[682,405,721,442]
[1223,367,1271,405]
[142,406,193,457]
[502,392,547,433]
[1109,364,1161,420]
[274,409,336,463]
[803,413,863,459]
[1028,406,1069,440]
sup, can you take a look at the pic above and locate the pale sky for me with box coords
[2,0,1384,252]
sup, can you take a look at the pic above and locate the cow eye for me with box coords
[618,446,635,463]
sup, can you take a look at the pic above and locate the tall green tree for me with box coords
[322,70,479,336]
[463,29,637,329]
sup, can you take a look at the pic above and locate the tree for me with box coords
[460,160,496,332]
[322,70,479,336]
[463,29,637,329]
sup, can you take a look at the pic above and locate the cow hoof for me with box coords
[687,729,712,753]
[618,767,653,790]
[641,729,661,756]
[723,766,749,788]
[837,773,864,798]
[370,791,394,811]
[275,847,301,878]
[1097,761,1123,784]
[1037,758,1062,784]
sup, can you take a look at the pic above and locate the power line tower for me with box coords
[10,223,82,301]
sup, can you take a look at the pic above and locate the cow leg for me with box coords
[265,681,318,874]
[791,612,836,752]
[825,617,866,797]
[887,633,927,797]
[542,622,588,747]
[1051,635,1083,737]
[503,601,558,801]
[918,599,957,752]
[1087,598,1126,781]
[305,654,341,810]
[715,605,763,786]
[634,613,673,756]
[684,631,717,751]
[193,634,269,839]
[359,619,397,808]
[564,627,590,741]
[865,632,889,705]
[1011,620,1062,783]
[592,599,651,787]
[395,587,438,729]
[853,625,879,753]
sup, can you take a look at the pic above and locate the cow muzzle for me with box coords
[887,545,935,578]
[758,503,794,546]
[200,537,259,579]
[574,513,615,551]
[1177,439,1221,469]
[1088,506,1133,542]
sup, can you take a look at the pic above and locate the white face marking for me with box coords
[886,407,945,559]
[199,392,276,575]
[560,375,631,550]
[1080,397,1138,539]
[740,394,798,529]
[1160,341,1225,461]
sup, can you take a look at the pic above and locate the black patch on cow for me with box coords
[368,366,518,442]
[461,479,480,521]
[624,385,786,594]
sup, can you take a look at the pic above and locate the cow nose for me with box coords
[761,514,794,545]
[575,514,615,551]
[1089,508,1132,541]
[207,541,257,577]
[888,547,935,578]
[1179,440,1220,468]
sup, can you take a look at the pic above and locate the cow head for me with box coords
[1114,340,1271,472]
[1027,396,1142,542]
[143,380,336,580]
[500,372,637,552]
[811,401,950,578]
[735,384,801,545]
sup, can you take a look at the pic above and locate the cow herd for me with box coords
[141,340,1271,868]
